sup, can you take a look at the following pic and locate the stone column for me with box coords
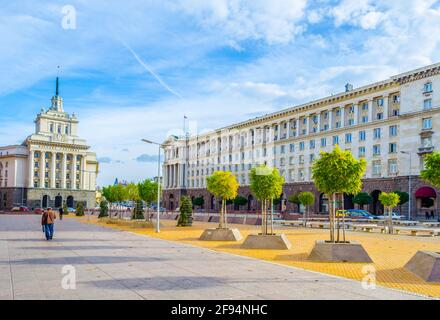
[353,103,359,125]
[295,119,299,136]
[81,156,87,190]
[72,154,77,189]
[316,113,321,132]
[383,95,389,120]
[61,153,67,189]
[51,152,56,188]
[328,109,333,130]
[285,121,290,138]
[28,150,34,188]
[304,117,309,135]
[340,107,345,127]
[40,152,46,188]
[368,99,373,122]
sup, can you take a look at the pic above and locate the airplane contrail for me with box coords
[119,38,181,98]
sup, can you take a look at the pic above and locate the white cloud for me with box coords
[174,0,308,44]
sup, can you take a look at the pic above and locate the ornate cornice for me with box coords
[392,63,440,85]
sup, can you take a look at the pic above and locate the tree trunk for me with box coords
[388,207,393,234]
[223,199,228,229]
[329,194,335,243]
[270,198,274,235]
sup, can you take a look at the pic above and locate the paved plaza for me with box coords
[0,215,429,300]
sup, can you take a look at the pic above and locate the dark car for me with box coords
[347,209,375,220]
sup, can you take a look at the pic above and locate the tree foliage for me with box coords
[379,192,400,234]
[353,192,373,208]
[249,165,284,235]
[177,196,193,226]
[99,200,109,218]
[75,202,85,216]
[298,192,315,206]
[138,179,159,206]
[311,146,367,242]
[192,197,205,207]
[126,183,140,202]
[207,171,239,229]
[288,193,300,204]
[421,152,440,188]
[132,200,144,220]
[234,195,248,206]
[394,190,409,206]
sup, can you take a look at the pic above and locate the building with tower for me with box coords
[0,78,99,210]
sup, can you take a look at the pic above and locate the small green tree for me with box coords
[353,192,373,210]
[288,193,301,212]
[63,202,69,215]
[250,165,284,235]
[207,171,239,229]
[298,192,315,225]
[75,202,85,217]
[312,146,367,242]
[138,179,159,207]
[192,197,205,208]
[394,190,409,215]
[233,195,248,209]
[177,196,193,226]
[421,152,440,188]
[132,200,145,220]
[99,200,109,218]
[102,185,117,218]
[379,192,400,234]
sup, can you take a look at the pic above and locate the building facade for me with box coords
[162,62,440,218]
[0,78,99,210]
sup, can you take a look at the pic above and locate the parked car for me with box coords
[347,209,375,220]
[67,207,76,214]
[11,206,30,212]
[34,208,44,215]
[375,212,403,220]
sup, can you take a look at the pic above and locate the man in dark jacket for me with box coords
[59,207,64,220]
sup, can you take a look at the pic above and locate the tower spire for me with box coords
[55,77,59,96]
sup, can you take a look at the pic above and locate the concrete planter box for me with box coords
[241,234,291,250]
[404,251,440,282]
[199,228,243,241]
[308,240,373,263]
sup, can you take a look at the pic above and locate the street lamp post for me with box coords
[142,139,165,233]
[401,151,412,220]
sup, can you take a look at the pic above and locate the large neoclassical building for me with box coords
[0,78,99,210]
[162,62,440,218]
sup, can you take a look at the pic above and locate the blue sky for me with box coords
[1,0,440,186]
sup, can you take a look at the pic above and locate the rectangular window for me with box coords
[373,145,381,156]
[309,140,315,149]
[358,146,366,158]
[389,143,397,154]
[299,155,304,164]
[345,133,352,143]
[299,141,305,151]
[377,98,384,107]
[336,121,341,128]
[424,99,432,110]
[362,102,369,110]
[332,136,339,145]
[362,116,368,123]
[280,145,286,154]
[321,137,327,147]
[377,113,383,120]
[359,130,366,141]
[348,118,354,126]
[310,154,315,162]
[373,128,381,139]
[388,159,398,175]
[389,125,398,137]
[289,143,295,152]
[424,82,433,93]
[372,161,381,175]
[423,118,432,130]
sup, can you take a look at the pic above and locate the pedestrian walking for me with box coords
[41,207,56,240]
[425,210,430,220]
[59,206,64,220]
[431,210,435,220]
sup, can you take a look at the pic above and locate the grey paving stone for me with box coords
[0,215,430,300]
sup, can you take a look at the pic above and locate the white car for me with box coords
[376,212,403,220]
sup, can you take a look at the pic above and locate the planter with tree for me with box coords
[379,192,400,234]
[298,192,315,227]
[405,152,440,281]
[288,193,301,213]
[99,200,109,218]
[200,171,242,241]
[242,165,291,249]
[308,146,372,262]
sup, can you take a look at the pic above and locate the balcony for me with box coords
[418,146,434,155]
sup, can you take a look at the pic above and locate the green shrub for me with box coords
[63,203,69,215]
[99,200,109,218]
[177,196,193,226]
[132,200,145,220]
[75,202,85,216]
